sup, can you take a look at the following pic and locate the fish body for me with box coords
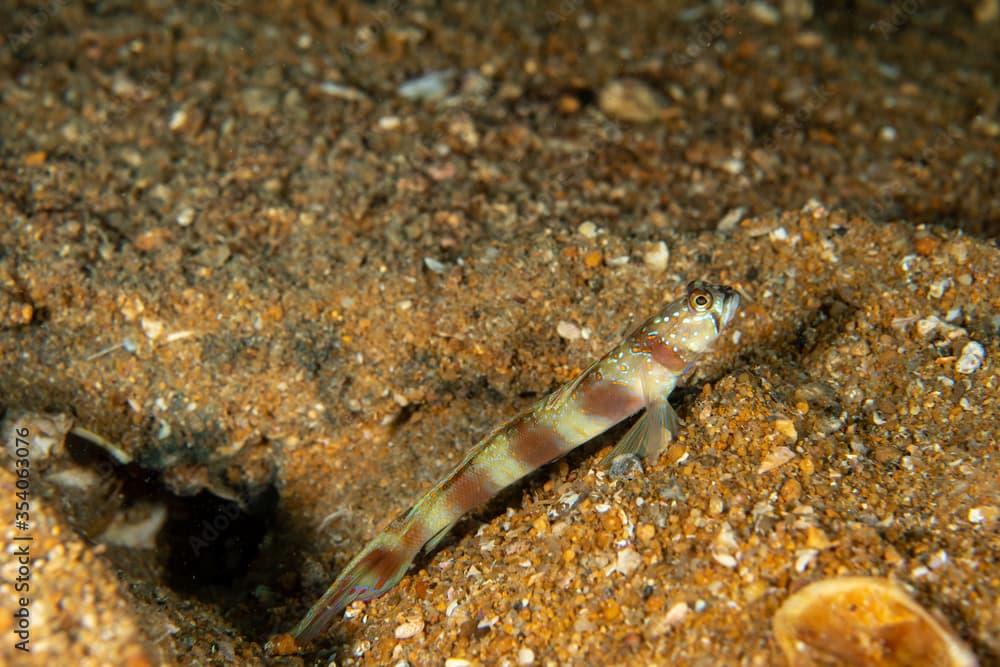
[291,280,741,644]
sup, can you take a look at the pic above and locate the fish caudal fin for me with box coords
[292,533,416,644]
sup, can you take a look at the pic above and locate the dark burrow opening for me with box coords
[59,429,280,596]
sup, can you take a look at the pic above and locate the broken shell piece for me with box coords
[1,409,74,463]
[97,502,168,549]
[773,576,978,667]
[758,446,796,474]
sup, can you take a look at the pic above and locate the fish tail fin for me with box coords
[292,529,417,644]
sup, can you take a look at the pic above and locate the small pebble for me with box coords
[319,81,368,101]
[556,320,582,341]
[642,241,670,273]
[928,550,948,570]
[176,207,195,227]
[394,619,424,639]
[599,79,665,123]
[916,316,942,338]
[378,115,402,131]
[577,220,598,239]
[928,279,950,299]
[168,108,188,131]
[141,317,164,340]
[769,226,790,243]
[955,341,985,374]
[615,547,642,576]
[518,647,535,665]
[716,207,746,232]
[398,69,454,102]
[424,257,447,274]
[772,418,798,442]
[795,549,818,573]
[748,1,780,25]
[712,552,738,569]
[968,505,998,524]
[758,446,796,473]
[720,158,745,175]
[636,523,656,542]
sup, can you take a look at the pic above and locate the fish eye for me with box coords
[689,288,713,312]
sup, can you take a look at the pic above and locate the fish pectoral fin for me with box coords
[601,411,650,467]
[601,396,679,469]
[662,399,681,440]
[646,396,680,462]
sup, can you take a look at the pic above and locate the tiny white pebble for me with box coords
[394,619,424,640]
[928,550,948,570]
[176,207,195,227]
[378,115,402,130]
[968,505,998,523]
[615,547,642,576]
[578,220,598,239]
[879,126,897,142]
[955,341,985,374]
[642,240,670,273]
[424,257,447,274]
[720,158,744,174]
[445,659,472,667]
[556,320,582,341]
[758,446,795,473]
[518,647,536,665]
[916,315,941,338]
[664,601,689,625]
[141,317,164,341]
[928,278,950,299]
[353,639,371,657]
[748,1,780,25]
[168,108,188,131]
[795,549,819,573]
[716,207,746,232]
[712,552,738,569]
[769,226,789,242]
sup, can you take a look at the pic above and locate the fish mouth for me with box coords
[719,288,741,329]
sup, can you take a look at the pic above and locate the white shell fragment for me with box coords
[758,446,796,474]
[398,69,455,102]
[424,257,447,274]
[773,576,978,667]
[614,547,642,576]
[642,241,670,273]
[955,341,985,374]
[1,410,74,463]
[599,79,666,122]
[556,320,583,341]
[393,618,424,640]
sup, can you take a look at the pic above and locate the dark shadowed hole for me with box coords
[61,430,279,594]
[161,486,279,591]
